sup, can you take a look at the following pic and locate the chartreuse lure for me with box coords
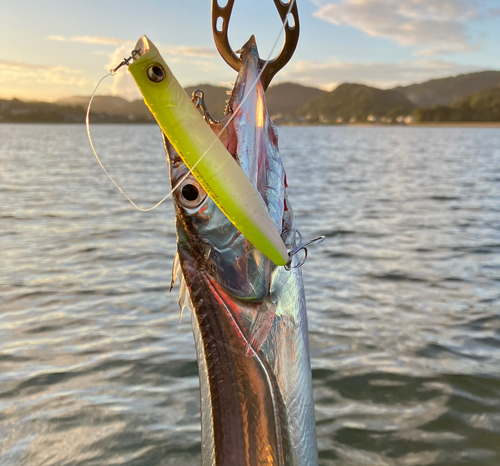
[128,36,288,266]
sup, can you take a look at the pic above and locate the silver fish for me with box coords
[166,37,318,466]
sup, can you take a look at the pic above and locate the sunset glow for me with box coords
[1,0,499,101]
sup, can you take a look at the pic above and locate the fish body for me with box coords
[166,38,318,466]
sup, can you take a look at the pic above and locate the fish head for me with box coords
[165,36,293,303]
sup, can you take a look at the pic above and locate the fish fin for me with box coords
[169,252,180,295]
[177,274,194,323]
[171,252,193,323]
[245,293,277,357]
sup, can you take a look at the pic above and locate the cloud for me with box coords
[277,59,487,90]
[165,46,217,59]
[0,60,89,87]
[47,35,221,98]
[71,36,125,46]
[313,0,480,55]
[48,35,219,98]
[106,43,142,99]
[48,35,217,58]
[48,35,66,42]
[49,35,217,99]
[48,35,124,46]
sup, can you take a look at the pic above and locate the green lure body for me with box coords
[128,36,289,266]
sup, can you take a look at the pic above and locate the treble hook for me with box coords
[212,0,300,90]
[285,231,325,271]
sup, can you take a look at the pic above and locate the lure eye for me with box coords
[147,65,165,83]
[177,176,207,209]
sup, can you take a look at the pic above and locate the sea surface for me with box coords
[1,123,499,466]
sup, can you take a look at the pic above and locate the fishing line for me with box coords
[86,72,168,211]
[86,0,296,212]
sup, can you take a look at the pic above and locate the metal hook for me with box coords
[191,89,217,124]
[285,232,325,271]
[212,0,300,90]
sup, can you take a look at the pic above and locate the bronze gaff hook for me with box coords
[212,0,300,90]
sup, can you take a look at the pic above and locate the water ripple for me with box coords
[1,124,500,465]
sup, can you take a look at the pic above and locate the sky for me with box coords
[1,0,499,101]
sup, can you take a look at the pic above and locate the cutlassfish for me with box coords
[164,38,318,465]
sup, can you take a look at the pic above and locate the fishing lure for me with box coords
[128,36,289,266]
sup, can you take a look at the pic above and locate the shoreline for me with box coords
[279,122,500,128]
[409,122,500,128]
[345,122,500,128]
[1,121,500,128]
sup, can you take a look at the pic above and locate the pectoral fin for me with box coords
[169,253,180,294]
[245,293,277,357]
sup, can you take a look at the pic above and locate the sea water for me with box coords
[1,124,499,465]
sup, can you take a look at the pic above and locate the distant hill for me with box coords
[265,83,327,118]
[393,71,500,107]
[4,70,500,124]
[415,86,500,122]
[53,87,231,122]
[55,95,130,114]
[296,83,415,122]
[0,98,151,123]
[55,95,155,121]
[184,84,230,120]
[108,99,153,119]
[0,99,84,123]
[183,82,328,120]
[50,82,328,122]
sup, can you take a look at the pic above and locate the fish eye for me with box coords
[177,176,207,209]
[182,184,199,201]
[147,65,165,83]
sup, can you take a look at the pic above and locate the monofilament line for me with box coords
[86,73,172,211]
